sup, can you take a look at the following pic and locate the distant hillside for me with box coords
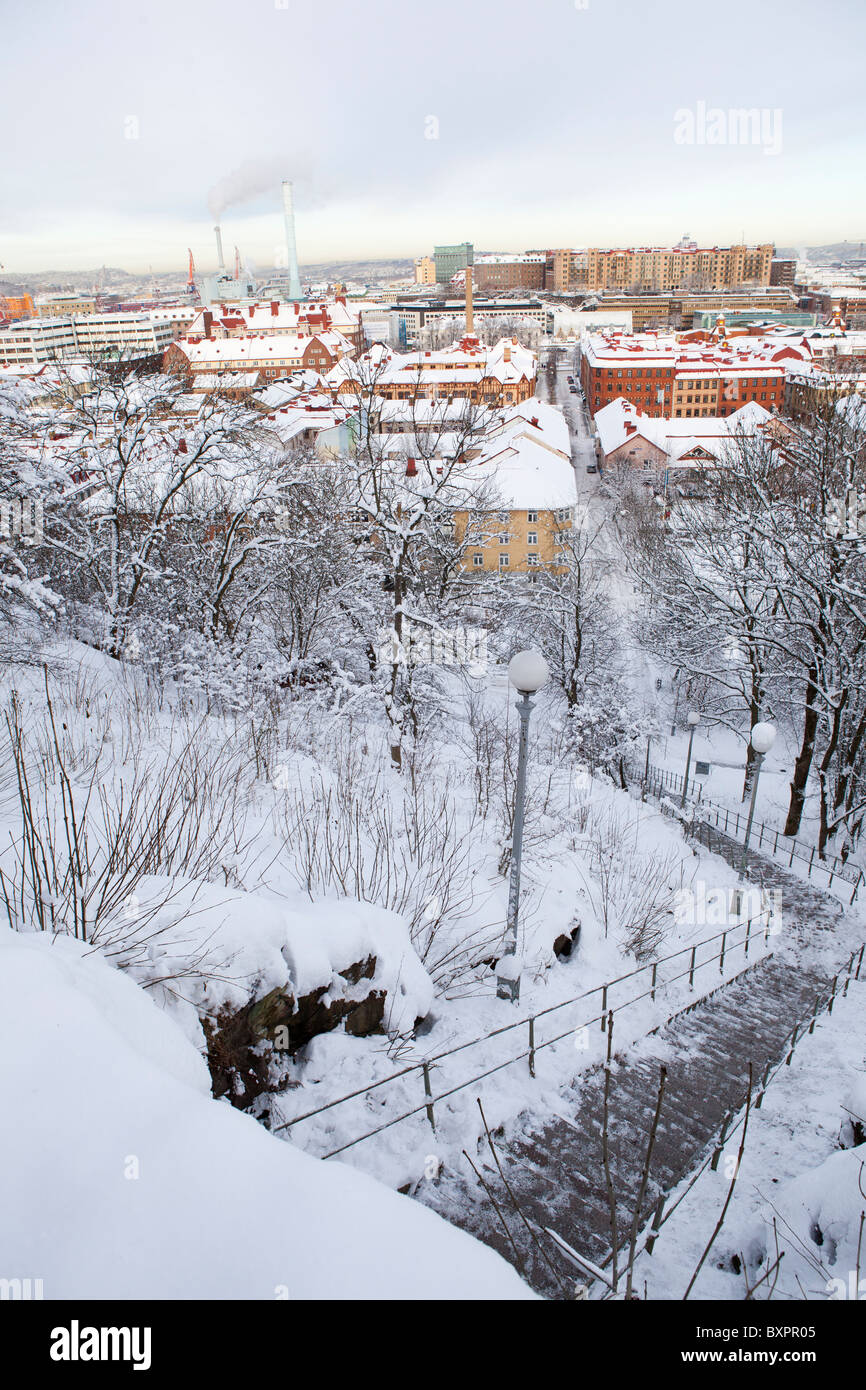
[776,241,866,262]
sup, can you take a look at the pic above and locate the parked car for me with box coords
[586,463,598,473]
[569,385,578,393]
[566,375,574,383]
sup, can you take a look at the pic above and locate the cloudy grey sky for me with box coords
[2,0,864,273]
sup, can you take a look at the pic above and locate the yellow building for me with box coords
[453,397,576,574]
[414,256,437,285]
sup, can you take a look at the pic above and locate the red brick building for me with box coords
[580,331,810,419]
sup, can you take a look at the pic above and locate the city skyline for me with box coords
[3,0,865,275]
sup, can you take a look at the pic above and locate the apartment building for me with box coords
[454,398,575,574]
[35,292,97,317]
[164,329,356,383]
[328,335,537,405]
[185,298,365,354]
[560,288,795,332]
[580,331,808,418]
[472,254,546,293]
[770,258,797,288]
[414,257,437,285]
[0,311,175,365]
[387,296,551,347]
[551,241,774,294]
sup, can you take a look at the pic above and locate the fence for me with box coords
[642,762,864,905]
[556,940,866,1297]
[274,909,772,1160]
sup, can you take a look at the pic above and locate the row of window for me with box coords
[473,554,540,567]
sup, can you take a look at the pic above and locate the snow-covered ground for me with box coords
[0,638,779,1201]
[0,926,534,1300]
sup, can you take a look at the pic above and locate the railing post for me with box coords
[755,1061,772,1109]
[808,994,820,1034]
[719,930,726,976]
[651,962,658,1003]
[689,945,696,989]
[711,1111,732,1170]
[601,985,607,1030]
[773,828,779,854]
[786,1024,799,1065]
[745,915,751,958]
[856,944,865,981]
[528,1017,536,1078]
[828,975,838,1013]
[422,1062,436,1132]
[645,1194,667,1254]
[808,845,815,878]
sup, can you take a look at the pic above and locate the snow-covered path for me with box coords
[414,824,864,1298]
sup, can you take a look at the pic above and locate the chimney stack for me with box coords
[214,225,225,271]
[281,181,303,301]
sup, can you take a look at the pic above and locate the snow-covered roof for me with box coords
[582,330,808,374]
[327,336,537,390]
[594,396,782,465]
[470,398,574,508]
[174,330,354,367]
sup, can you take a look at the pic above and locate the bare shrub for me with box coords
[577,803,689,960]
[0,674,254,973]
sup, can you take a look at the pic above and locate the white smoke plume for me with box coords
[207,157,316,221]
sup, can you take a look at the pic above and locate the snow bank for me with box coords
[0,929,532,1300]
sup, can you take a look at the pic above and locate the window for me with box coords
[473,553,484,567]
[499,554,509,568]
[527,554,539,565]
[527,509,538,523]
[527,531,538,545]
[499,533,509,544]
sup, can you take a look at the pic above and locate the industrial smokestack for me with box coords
[281,180,302,300]
[465,264,474,336]
[214,225,225,270]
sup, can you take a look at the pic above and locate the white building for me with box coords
[0,312,176,366]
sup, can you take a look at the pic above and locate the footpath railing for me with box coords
[552,940,866,1297]
[642,762,864,905]
[273,909,772,1159]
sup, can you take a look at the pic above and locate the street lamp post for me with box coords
[739,721,777,880]
[497,650,549,1004]
[680,710,700,808]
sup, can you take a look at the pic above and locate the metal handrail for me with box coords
[274,909,771,1156]
[642,762,864,902]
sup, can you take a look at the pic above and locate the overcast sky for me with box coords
[2,0,864,275]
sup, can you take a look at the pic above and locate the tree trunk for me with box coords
[783,671,819,837]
